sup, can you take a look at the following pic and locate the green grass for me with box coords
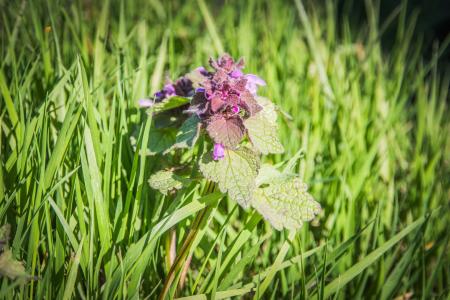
[1,0,449,299]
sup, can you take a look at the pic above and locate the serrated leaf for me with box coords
[244,98,284,154]
[0,249,29,280]
[245,114,284,154]
[148,170,191,195]
[240,91,263,115]
[255,164,293,186]
[256,97,278,123]
[151,96,190,113]
[251,177,321,230]
[167,115,201,152]
[199,147,260,208]
[206,115,245,148]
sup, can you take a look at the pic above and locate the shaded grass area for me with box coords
[1,0,449,299]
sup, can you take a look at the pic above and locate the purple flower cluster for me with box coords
[139,77,194,108]
[187,54,266,159]
[140,54,267,160]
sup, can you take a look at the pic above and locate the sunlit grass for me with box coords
[0,0,449,299]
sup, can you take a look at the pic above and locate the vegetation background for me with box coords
[1,0,449,299]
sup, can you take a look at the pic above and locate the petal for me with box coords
[164,84,176,96]
[138,99,154,107]
[245,74,266,86]
[230,69,243,78]
[196,66,208,76]
[213,143,225,160]
[154,91,164,98]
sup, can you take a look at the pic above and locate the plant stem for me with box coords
[158,181,216,300]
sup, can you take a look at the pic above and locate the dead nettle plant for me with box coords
[139,54,321,231]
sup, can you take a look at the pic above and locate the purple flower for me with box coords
[163,84,176,96]
[183,54,264,148]
[213,143,225,160]
[154,91,164,98]
[229,69,243,78]
[174,77,194,97]
[141,54,267,151]
[196,66,209,76]
[245,74,266,95]
[150,77,195,104]
[138,98,154,107]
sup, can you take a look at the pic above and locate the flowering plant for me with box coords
[140,54,320,230]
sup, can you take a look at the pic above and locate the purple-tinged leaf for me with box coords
[210,95,227,112]
[240,91,263,115]
[232,78,248,92]
[206,115,245,148]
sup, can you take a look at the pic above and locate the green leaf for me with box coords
[244,98,284,154]
[255,164,292,186]
[148,170,191,195]
[0,250,29,280]
[167,115,201,152]
[219,234,268,290]
[0,70,19,138]
[63,237,84,300]
[149,128,177,154]
[251,177,321,230]
[152,111,185,129]
[199,148,260,208]
[151,96,190,113]
[133,127,177,155]
[254,231,296,299]
[255,97,278,123]
[44,103,83,190]
[380,229,422,300]
[321,215,429,299]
